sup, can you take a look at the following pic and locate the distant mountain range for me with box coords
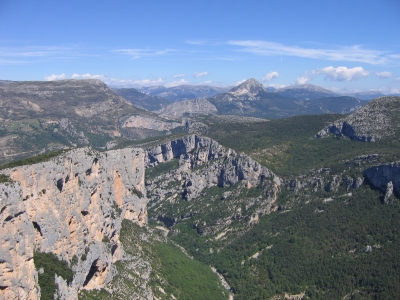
[274,83,338,100]
[113,81,389,117]
[204,79,365,118]
[0,78,390,163]
[139,85,230,101]
[113,88,171,111]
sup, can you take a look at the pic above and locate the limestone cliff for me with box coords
[1,134,279,299]
[145,135,281,236]
[145,135,279,199]
[0,147,147,299]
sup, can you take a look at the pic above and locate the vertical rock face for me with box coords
[145,134,224,167]
[364,162,400,196]
[146,134,278,201]
[0,147,147,299]
[0,182,38,300]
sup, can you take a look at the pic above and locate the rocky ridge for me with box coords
[0,147,147,299]
[317,96,400,141]
[144,135,281,237]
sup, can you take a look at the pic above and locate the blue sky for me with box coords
[1,0,399,93]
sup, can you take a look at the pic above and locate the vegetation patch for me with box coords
[154,241,229,300]
[0,174,12,183]
[0,149,69,170]
[33,251,74,300]
[145,158,180,180]
[169,185,400,299]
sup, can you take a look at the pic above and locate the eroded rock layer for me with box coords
[0,147,147,299]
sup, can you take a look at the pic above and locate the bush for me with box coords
[33,252,74,300]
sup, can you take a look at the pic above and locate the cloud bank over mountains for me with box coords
[312,66,370,82]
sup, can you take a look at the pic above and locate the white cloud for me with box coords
[296,77,310,84]
[113,48,174,59]
[0,45,91,65]
[228,40,394,65]
[123,78,164,86]
[199,80,213,85]
[395,77,400,82]
[71,73,107,80]
[193,71,209,78]
[391,88,400,94]
[165,79,189,87]
[312,66,370,82]
[375,71,392,79]
[45,74,68,81]
[174,74,185,78]
[262,71,279,82]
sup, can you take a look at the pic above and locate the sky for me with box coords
[0,0,399,93]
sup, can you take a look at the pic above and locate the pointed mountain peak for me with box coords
[228,78,266,96]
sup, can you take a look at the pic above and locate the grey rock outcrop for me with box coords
[325,175,341,192]
[317,96,400,141]
[363,162,400,195]
[183,118,209,134]
[144,134,222,167]
[157,98,218,117]
[384,181,394,204]
[0,147,147,299]
[121,115,181,131]
[145,134,280,201]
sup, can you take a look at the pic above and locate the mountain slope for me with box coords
[302,96,365,114]
[113,88,171,111]
[275,83,338,100]
[0,80,183,164]
[317,96,400,141]
[156,98,218,117]
[207,79,366,118]
[141,85,229,101]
